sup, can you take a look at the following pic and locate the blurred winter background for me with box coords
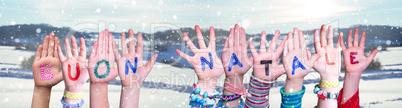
[0,0,401,107]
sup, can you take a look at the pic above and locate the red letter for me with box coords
[350,52,359,64]
[326,53,335,65]
[68,63,80,81]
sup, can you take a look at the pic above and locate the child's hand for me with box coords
[57,36,89,92]
[32,32,63,88]
[113,29,158,88]
[175,25,224,92]
[313,25,341,81]
[249,30,288,81]
[339,27,378,74]
[221,24,252,83]
[88,29,118,83]
[283,28,320,80]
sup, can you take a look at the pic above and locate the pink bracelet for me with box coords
[224,82,247,96]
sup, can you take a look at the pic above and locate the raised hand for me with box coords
[87,29,118,107]
[88,29,118,83]
[175,25,224,92]
[57,36,89,93]
[31,32,63,108]
[32,32,63,88]
[313,25,341,81]
[282,28,320,93]
[113,29,158,87]
[221,24,253,81]
[249,30,287,81]
[339,28,378,74]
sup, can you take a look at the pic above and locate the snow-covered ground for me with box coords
[0,45,402,107]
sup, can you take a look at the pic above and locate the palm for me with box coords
[58,36,89,89]
[175,25,224,81]
[249,30,287,81]
[114,29,158,87]
[283,28,319,80]
[222,25,252,77]
[88,29,118,83]
[339,28,378,74]
[32,33,63,88]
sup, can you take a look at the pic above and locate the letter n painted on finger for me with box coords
[125,57,138,75]
[201,52,213,71]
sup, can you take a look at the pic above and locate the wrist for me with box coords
[284,78,304,93]
[196,80,217,93]
[65,86,83,93]
[224,75,244,88]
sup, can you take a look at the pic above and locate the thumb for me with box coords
[145,54,158,72]
[366,49,378,62]
[308,54,320,67]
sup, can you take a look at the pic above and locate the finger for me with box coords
[268,30,280,52]
[336,32,340,49]
[366,49,378,62]
[145,54,158,72]
[195,25,207,49]
[339,32,346,50]
[347,30,353,48]
[57,45,66,62]
[209,26,216,51]
[234,24,240,48]
[79,37,86,57]
[229,28,234,50]
[223,37,230,52]
[240,27,247,51]
[108,33,114,55]
[284,40,288,56]
[248,38,257,57]
[299,30,305,50]
[54,37,60,58]
[98,32,104,54]
[287,32,293,50]
[293,28,300,49]
[104,29,110,54]
[175,49,191,62]
[35,45,43,61]
[327,26,334,47]
[64,38,73,59]
[90,41,98,57]
[121,32,127,56]
[314,29,321,52]
[276,36,288,57]
[354,27,359,47]
[359,31,366,48]
[128,29,135,53]
[71,36,79,58]
[136,33,143,57]
[260,31,267,53]
[41,35,49,58]
[307,49,312,59]
[308,54,320,67]
[277,66,286,77]
[183,32,198,53]
[113,41,121,61]
[320,24,327,46]
[47,33,55,57]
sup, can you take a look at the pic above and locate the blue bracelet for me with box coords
[61,97,84,108]
[215,98,244,108]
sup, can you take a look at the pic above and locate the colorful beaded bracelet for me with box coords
[221,94,241,102]
[313,84,339,99]
[193,83,221,99]
[60,97,84,108]
[215,98,244,108]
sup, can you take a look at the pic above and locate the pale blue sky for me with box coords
[0,0,401,33]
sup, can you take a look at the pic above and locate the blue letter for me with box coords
[292,56,306,75]
[201,53,213,71]
[228,53,243,72]
[125,57,138,75]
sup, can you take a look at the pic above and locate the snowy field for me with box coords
[1,45,402,107]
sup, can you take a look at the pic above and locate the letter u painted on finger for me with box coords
[125,57,138,75]
[68,63,80,81]
[228,53,243,72]
[40,64,53,80]
[201,52,213,71]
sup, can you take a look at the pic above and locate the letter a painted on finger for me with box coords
[125,57,138,75]
[228,53,243,72]
[326,53,335,65]
[68,63,80,81]
[292,56,306,75]
[350,52,359,64]
[201,52,213,71]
